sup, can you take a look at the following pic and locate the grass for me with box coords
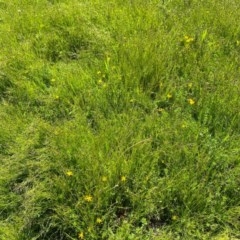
[0,0,240,239]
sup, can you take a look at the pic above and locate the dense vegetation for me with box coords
[0,0,240,239]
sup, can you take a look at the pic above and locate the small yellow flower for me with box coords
[188,98,195,105]
[121,176,126,182]
[101,176,107,182]
[167,93,172,99]
[66,170,73,176]
[172,215,178,221]
[187,38,194,43]
[96,218,103,224]
[84,195,93,202]
[78,232,84,239]
[184,36,194,43]
[188,82,193,88]
[98,79,103,84]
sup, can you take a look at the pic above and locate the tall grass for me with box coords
[0,0,240,239]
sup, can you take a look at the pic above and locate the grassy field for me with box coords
[0,0,240,239]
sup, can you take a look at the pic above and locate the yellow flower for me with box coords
[188,82,193,88]
[172,215,178,221]
[98,80,107,88]
[66,170,73,176]
[184,36,194,43]
[96,218,103,224]
[84,195,93,202]
[121,176,127,182]
[167,93,172,99]
[78,232,84,239]
[101,176,107,182]
[188,98,195,105]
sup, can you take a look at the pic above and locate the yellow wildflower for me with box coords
[101,176,107,182]
[167,93,172,99]
[96,218,103,224]
[84,195,93,202]
[172,215,178,221]
[78,232,84,239]
[121,176,127,182]
[184,35,194,43]
[188,98,195,105]
[66,170,73,176]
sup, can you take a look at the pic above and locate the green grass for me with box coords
[0,0,240,239]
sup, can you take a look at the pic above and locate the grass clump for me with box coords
[0,0,240,239]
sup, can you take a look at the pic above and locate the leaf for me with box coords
[201,29,208,42]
